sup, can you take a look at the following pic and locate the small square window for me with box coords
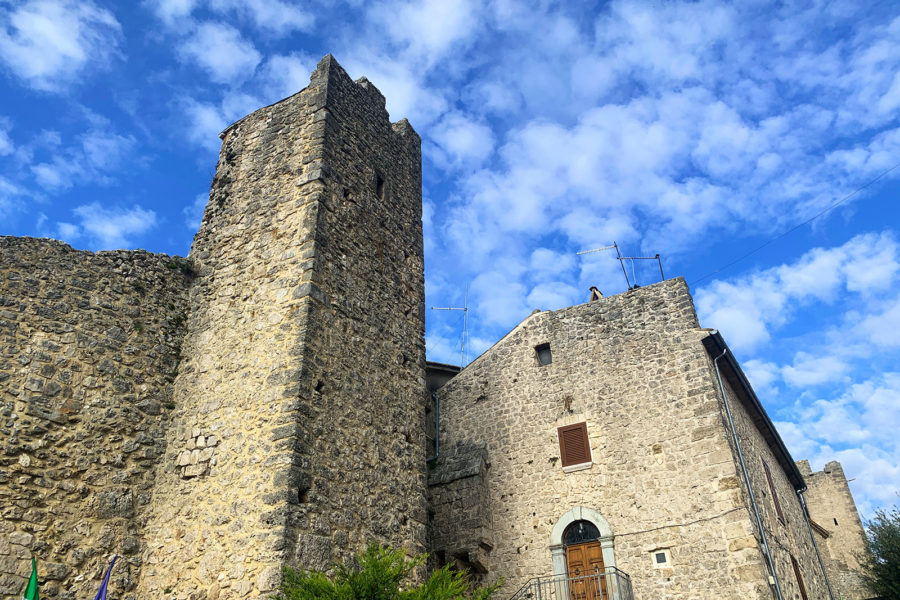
[536,343,552,366]
[651,549,671,568]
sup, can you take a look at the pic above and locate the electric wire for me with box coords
[691,160,900,285]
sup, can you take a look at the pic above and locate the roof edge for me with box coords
[702,331,806,491]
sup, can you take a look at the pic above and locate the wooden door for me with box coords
[565,541,606,600]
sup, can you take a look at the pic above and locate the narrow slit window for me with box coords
[790,555,808,600]
[536,343,552,366]
[762,459,785,524]
[375,173,385,200]
[558,422,591,468]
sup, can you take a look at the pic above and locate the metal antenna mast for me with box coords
[431,284,469,367]
[617,253,665,285]
[577,242,631,289]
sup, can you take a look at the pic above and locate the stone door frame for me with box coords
[549,507,617,579]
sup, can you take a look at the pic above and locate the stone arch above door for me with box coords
[549,507,616,577]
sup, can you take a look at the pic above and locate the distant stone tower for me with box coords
[797,460,873,600]
[137,55,426,598]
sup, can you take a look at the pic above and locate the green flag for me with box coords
[22,557,38,600]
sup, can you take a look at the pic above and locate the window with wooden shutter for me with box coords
[558,422,591,469]
[762,459,785,524]
[790,555,808,600]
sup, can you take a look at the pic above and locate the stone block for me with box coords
[8,531,33,547]
[183,463,206,478]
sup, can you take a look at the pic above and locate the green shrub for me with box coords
[272,545,498,600]
[861,504,900,599]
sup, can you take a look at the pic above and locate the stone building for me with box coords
[0,55,873,600]
[426,279,874,600]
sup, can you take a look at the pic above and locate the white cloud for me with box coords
[470,269,529,328]
[427,112,495,170]
[422,198,437,256]
[744,359,780,399]
[181,99,227,152]
[0,118,13,156]
[184,192,207,230]
[0,175,26,218]
[781,353,848,387]
[0,0,121,92]
[366,0,483,68]
[61,202,158,249]
[341,55,449,126]
[30,128,136,191]
[178,22,260,84]
[56,221,79,239]
[257,53,316,103]
[829,447,900,518]
[777,372,900,517]
[530,248,576,281]
[695,232,900,353]
[596,1,735,83]
[31,162,67,189]
[406,2,900,347]
[143,0,198,26]
[526,282,581,311]
[425,331,464,367]
[464,80,523,115]
[181,92,262,152]
[80,130,137,172]
[208,0,313,36]
[857,296,900,349]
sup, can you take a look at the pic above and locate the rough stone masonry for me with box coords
[0,54,873,600]
[0,239,191,598]
[1,55,427,600]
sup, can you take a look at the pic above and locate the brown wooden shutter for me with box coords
[762,459,785,523]
[790,555,808,600]
[558,422,590,467]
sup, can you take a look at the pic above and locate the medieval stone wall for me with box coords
[432,278,775,599]
[714,358,832,599]
[136,56,325,600]
[0,237,191,600]
[797,460,871,600]
[427,442,492,572]
[0,54,873,600]
[298,57,426,566]
[136,55,426,600]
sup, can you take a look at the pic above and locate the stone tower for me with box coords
[797,460,872,600]
[137,55,426,598]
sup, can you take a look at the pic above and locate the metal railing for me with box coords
[509,567,634,600]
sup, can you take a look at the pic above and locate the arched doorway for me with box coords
[563,520,606,600]
[549,507,617,600]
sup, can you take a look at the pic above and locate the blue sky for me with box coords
[1,0,898,518]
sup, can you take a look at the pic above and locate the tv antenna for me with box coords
[577,242,665,289]
[617,253,664,287]
[431,283,469,367]
[577,242,632,289]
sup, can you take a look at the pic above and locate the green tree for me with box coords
[861,505,900,600]
[272,545,499,600]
